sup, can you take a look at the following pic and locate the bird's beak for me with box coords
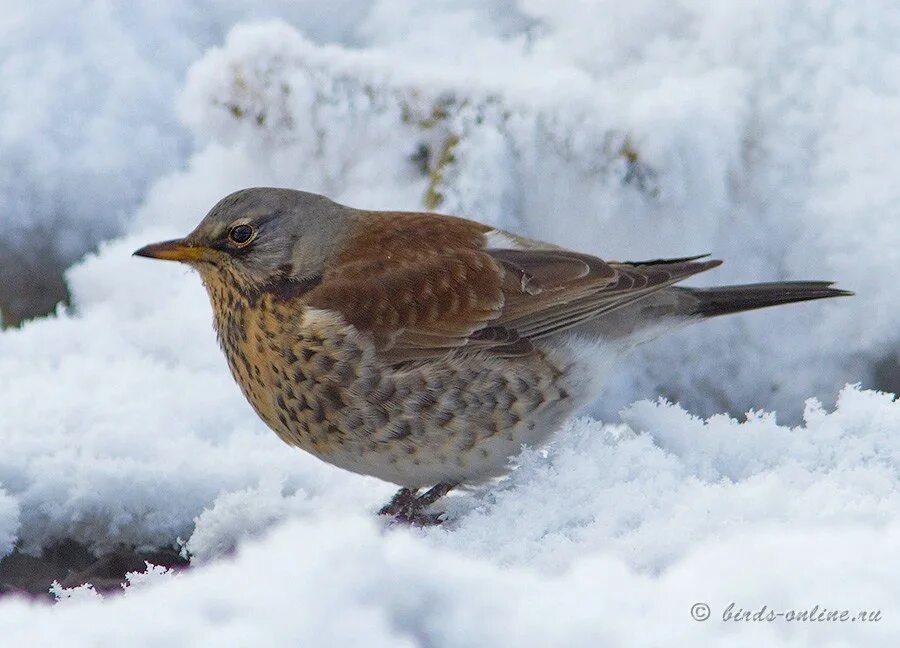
[133,238,210,263]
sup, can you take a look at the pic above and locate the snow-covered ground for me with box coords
[0,2,898,646]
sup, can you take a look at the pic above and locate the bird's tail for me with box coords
[679,281,854,318]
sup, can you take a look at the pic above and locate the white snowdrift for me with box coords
[3,381,900,646]
[0,2,898,646]
[3,515,900,647]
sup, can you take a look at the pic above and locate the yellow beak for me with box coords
[133,238,210,263]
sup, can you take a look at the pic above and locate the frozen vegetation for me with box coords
[0,1,898,645]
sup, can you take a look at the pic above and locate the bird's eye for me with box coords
[229,224,255,245]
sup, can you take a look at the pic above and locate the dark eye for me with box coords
[229,224,254,245]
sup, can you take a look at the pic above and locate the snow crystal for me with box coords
[49,581,102,604]
[121,563,176,592]
[0,2,898,646]
[47,563,175,604]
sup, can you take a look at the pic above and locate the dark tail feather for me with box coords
[682,281,854,318]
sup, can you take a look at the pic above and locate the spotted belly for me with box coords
[217,301,584,487]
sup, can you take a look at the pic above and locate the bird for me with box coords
[134,187,851,525]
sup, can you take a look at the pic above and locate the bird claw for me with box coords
[378,487,419,517]
[378,483,456,526]
[391,510,445,527]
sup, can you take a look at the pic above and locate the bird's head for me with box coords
[134,188,352,293]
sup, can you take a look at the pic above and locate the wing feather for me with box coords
[303,212,721,364]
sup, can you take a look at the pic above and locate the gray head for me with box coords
[134,188,353,289]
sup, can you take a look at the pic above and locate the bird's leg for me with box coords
[383,482,458,527]
[378,487,419,517]
[415,482,456,507]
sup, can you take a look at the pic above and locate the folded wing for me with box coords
[305,215,721,364]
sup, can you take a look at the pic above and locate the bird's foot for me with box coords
[379,483,457,527]
[378,487,419,517]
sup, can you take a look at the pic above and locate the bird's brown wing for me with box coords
[492,250,721,340]
[305,214,720,364]
[306,248,509,363]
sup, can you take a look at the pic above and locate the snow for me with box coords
[0,1,370,257]
[0,490,17,560]
[5,515,900,646]
[1,1,899,646]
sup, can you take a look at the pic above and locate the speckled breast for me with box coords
[207,287,579,486]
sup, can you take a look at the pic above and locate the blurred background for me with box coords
[2,1,896,422]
